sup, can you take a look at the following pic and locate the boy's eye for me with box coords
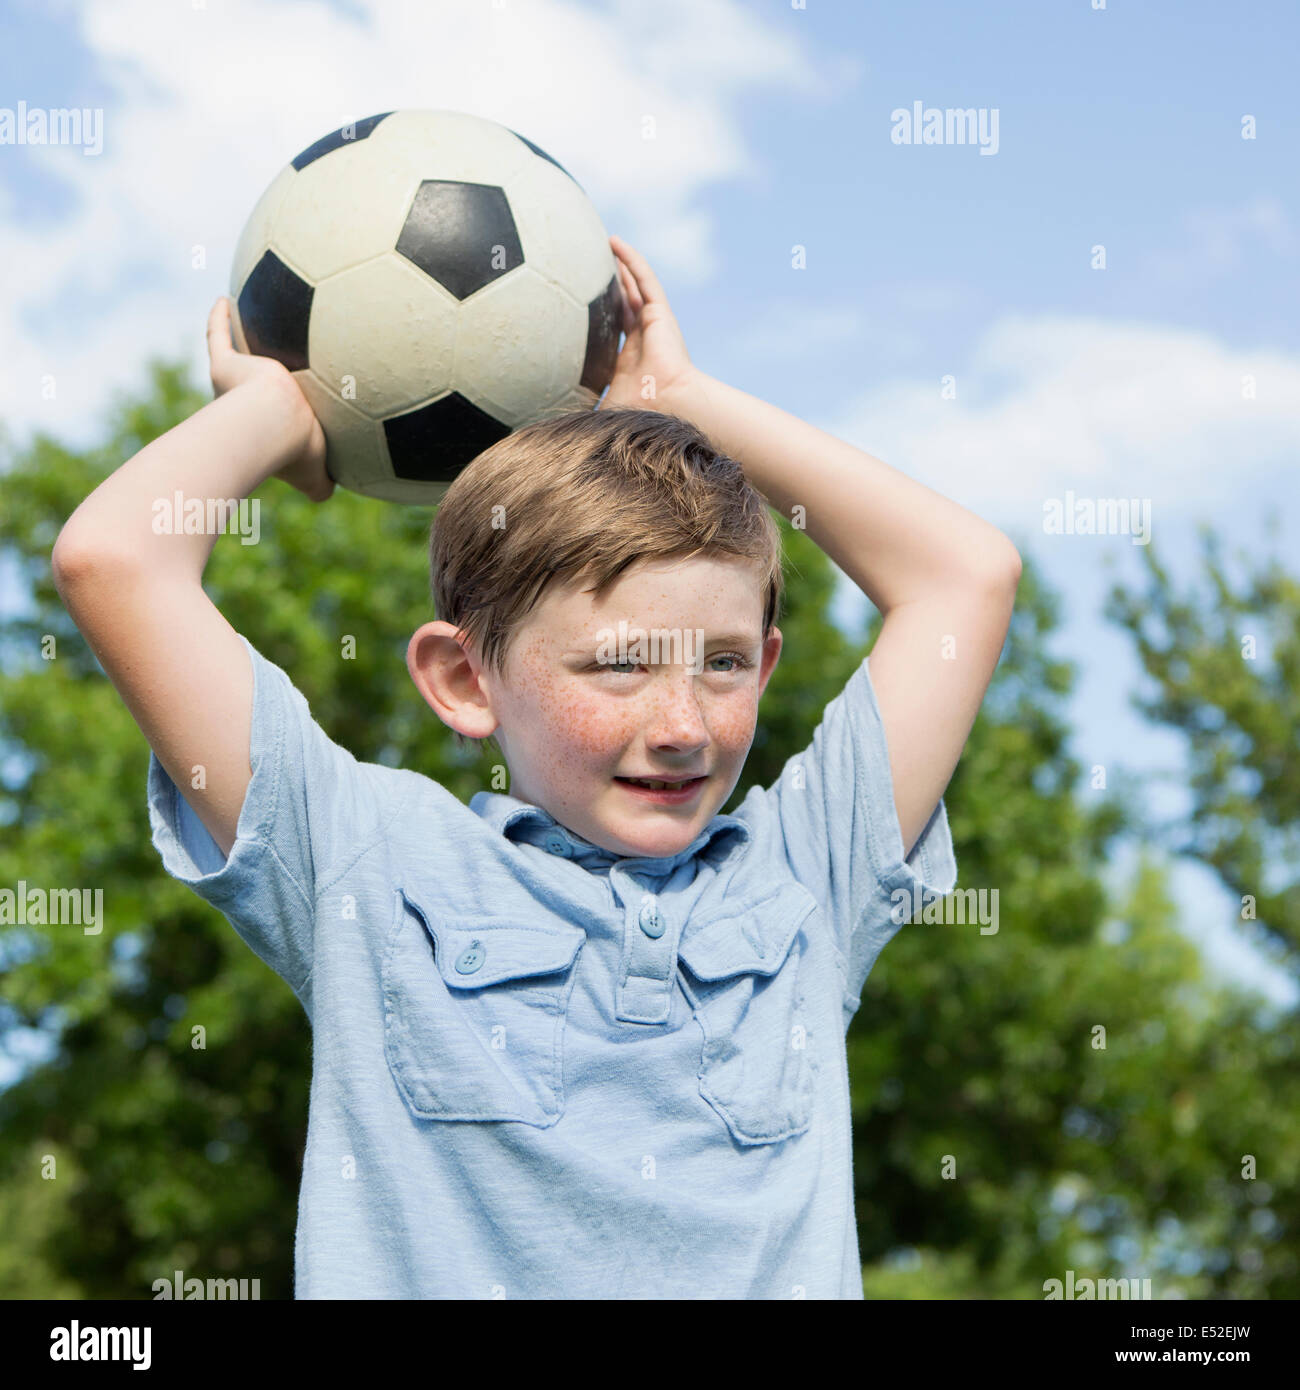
[588,653,752,675]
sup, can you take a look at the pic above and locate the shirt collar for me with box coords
[469,790,751,874]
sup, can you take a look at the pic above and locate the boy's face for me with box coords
[413,554,782,860]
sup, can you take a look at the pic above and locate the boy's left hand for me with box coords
[600,234,700,412]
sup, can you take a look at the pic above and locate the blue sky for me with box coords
[1,0,1297,1091]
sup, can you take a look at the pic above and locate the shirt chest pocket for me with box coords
[675,881,821,1147]
[382,887,586,1127]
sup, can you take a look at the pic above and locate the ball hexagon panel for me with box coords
[454,265,587,423]
[506,128,582,190]
[366,108,533,187]
[292,370,391,489]
[270,136,428,284]
[349,471,453,507]
[350,478,447,507]
[229,163,296,303]
[396,180,523,301]
[503,154,613,307]
[307,252,459,419]
[235,250,313,371]
[543,384,603,416]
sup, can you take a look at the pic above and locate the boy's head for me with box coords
[407,405,785,860]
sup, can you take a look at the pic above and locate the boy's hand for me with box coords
[600,235,700,413]
[206,296,333,502]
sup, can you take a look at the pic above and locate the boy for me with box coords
[52,235,1020,1298]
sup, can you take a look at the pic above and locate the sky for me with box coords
[0,0,1296,1086]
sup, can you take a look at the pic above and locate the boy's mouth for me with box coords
[615,774,706,790]
[614,774,708,801]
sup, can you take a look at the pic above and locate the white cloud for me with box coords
[822,314,1300,531]
[1137,196,1294,287]
[0,0,825,450]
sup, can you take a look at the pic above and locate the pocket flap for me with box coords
[676,880,819,981]
[400,889,586,989]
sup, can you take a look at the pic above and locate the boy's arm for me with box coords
[661,369,1020,860]
[52,367,321,860]
[603,235,1018,861]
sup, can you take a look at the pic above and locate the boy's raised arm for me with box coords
[662,365,1020,860]
[52,301,328,859]
[603,236,1019,862]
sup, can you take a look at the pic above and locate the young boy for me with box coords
[52,235,1020,1299]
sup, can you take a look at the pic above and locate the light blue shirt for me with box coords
[146,634,957,1298]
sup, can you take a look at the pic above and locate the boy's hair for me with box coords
[428,405,784,752]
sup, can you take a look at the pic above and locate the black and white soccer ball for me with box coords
[228,110,622,504]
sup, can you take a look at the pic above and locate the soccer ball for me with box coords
[228,110,622,504]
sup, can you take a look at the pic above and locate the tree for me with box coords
[1105,529,1300,972]
[852,542,1298,1299]
[1,363,1293,1297]
[1098,530,1300,1298]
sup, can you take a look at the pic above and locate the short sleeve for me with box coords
[145,633,388,997]
[750,655,958,1012]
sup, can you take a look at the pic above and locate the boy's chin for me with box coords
[593,814,704,861]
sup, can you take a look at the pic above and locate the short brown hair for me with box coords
[428,405,784,739]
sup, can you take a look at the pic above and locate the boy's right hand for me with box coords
[206,296,334,502]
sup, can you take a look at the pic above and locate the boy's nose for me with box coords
[641,676,710,750]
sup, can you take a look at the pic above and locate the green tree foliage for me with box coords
[853,547,1296,1299]
[1,363,1293,1297]
[1105,530,1300,970]
[1099,531,1300,1296]
[1,361,489,1298]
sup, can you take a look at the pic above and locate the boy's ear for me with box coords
[756,626,783,697]
[407,620,500,741]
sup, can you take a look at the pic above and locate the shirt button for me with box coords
[455,940,485,974]
[638,900,664,938]
[544,830,571,857]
